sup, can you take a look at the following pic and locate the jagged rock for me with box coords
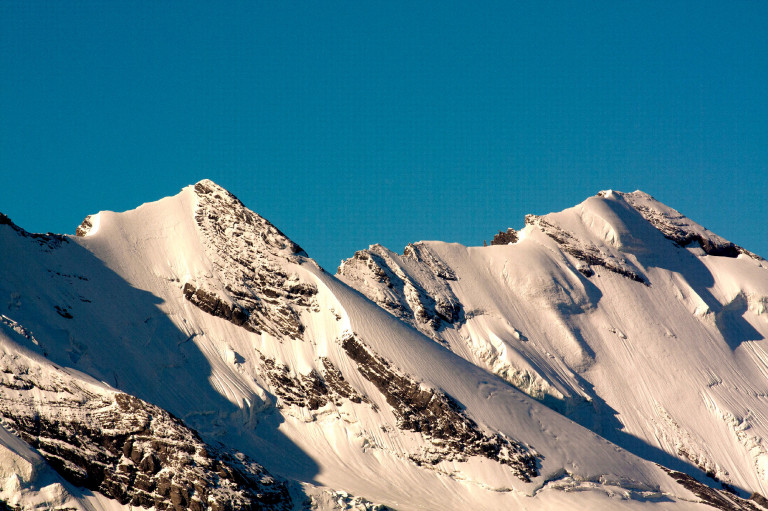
[182,181,318,339]
[491,229,518,246]
[182,283,255,332]
[75,215,95,237]
[402,243,457,281]
[0,350,292,511]
[320,357,367,404]
[337,245,462,335]
[616,191,762,260]
[661,468,761,511]
[259,354,367,410]
[340,334,539,482]
[750,493,768,508]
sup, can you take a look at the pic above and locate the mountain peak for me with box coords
[177,179,319,338]
[194,177,223,189]
[612,190,760,259]
[5,181,768,509]
[190,178,306,258]
[192,178,245,207]
[70,179,318,340]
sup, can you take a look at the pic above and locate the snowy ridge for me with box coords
[615,190,762,260]
[1,182,767,509]
[338,189,768,503]
[524,212,648,283]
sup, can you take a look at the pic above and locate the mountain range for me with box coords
[1,180,767,510]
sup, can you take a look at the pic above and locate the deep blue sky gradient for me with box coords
[2,2,766,271]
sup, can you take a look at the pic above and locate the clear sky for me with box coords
[2,2,766,271]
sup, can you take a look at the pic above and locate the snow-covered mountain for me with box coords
[1,181,767,510]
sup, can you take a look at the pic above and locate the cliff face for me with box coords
[0,337,292,511]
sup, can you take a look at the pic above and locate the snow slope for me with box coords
[0,183,763,510]
[338,189,768,502]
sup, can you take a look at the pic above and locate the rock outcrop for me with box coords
[340,334,539,482]
[183,180,318,339]
[491,228,518,246]
[259,354,368,411]
[0,347,292,511]
[337,244,462,336]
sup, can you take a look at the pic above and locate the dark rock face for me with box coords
[661,468,761,511]
[259,354,367,410]
[319,357,369,405]
[526,215,649,285]
[185,181,318,339]
[193,181,305,256]
[183,283,256,332]
[345,250,392,287]
[54,305,74,319]
[0,353,292,511]
[340,334,539,482]
[491,229,519,246]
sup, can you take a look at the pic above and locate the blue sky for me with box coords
[2,2,766,271]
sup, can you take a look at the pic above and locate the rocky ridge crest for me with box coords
[184,180,319,339]
[337,243,462,339]
[616,190,762,260]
